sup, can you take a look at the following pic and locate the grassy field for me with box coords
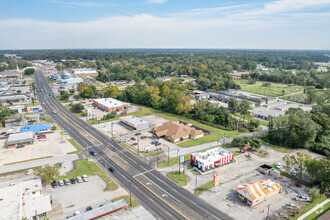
[56,159,118,191]
[290,195,329,220]
[240,82,304,97]
[166,171,188,186]
[194,181,222,196]
[157,112,243,147]
[112,195,140,209]
[263,142,292,153]
[67,139,83,154]
[158,154,191,168]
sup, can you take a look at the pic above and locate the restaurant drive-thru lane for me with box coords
[34,70,233,220]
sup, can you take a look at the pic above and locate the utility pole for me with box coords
[266,204,270,220]
[167,145,169,164]
[138,136,140,154]
[105,159,107,176]
[156,148,159,168]
[195,173,198,190]
[129,182,132,207]
[111,121,113,137]
[237,119,239,131]
[223,133,226,148]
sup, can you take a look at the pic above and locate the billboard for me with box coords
[32,108,39,113]
[213,174,220,187]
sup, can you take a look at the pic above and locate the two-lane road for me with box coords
[34,70,233,220]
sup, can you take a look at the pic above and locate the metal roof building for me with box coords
[6,131,35,147]
[20,124,50,133]
[68,199,128,220]
[254,110,285,121]
[119,116,149,131]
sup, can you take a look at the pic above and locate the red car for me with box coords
[51,180,58,188]
[37,134,46,140]
[131,137,136,141]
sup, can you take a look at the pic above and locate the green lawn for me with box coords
[67,139,83,154]
[112,195,140,209]
[158,154,191,168]
[166,171,188,186]
[194,181,222,196]
[263,142,292,153]
[232,150,242,157]
[142,150,164,157]
[156,112,243,147]
[290,195,329,220]
[56,159,118,191]
[240,82,304,97]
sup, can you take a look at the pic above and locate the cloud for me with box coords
[48,0,105,7]
[147,0,167,4]
[243,0,330,16]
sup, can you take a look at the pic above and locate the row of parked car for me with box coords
[51,175,88,188]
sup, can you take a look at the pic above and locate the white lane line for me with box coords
[133,168,156,178]
[83,155,86,158]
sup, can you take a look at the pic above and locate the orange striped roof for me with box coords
[237,180,282,201]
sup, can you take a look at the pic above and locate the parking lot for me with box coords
[47,175,119,219]
[94,114,178,153]
[0,131,76,165]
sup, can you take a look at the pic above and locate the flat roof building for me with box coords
[119,116,149,131]
[69,68,98,75]
[236,179,282,207]
[249,107,269,114]
[6,131,35,148]
[93,98,130,112]
[264,101,286,109]
[275,103,299,111]
[254,110,285,121]
[0,94,26,103]
[298,106,312,111]
[20,124,50,133]
[0,178,52,220]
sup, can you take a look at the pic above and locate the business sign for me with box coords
[213,174,220,187]
[60,131,68,135]
[180,156,185,163]
[32,108,39,113]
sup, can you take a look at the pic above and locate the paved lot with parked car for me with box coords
[47,175,117,219]
[0,131,76,165]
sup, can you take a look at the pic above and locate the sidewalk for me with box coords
[166,127,268,158]
[0,154,79,174]
[297,198,330,220]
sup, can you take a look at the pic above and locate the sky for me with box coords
[0,0,330,50]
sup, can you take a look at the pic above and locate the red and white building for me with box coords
[93,98,130,112]
[191,147,234,172]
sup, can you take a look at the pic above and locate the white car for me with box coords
[76,176,83,183]
[294,196,310,202]
[58,180,64,186]
[26,169,33,175]
[275,163,281,169]
[9,183,15,186]
[82,175,88,182]
[73,211,81,216]
[285,203,300,209]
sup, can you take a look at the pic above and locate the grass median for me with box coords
[67,139,83,154]
[112,195,140,209]
[4,156,53,165]
[194,181,223,196]
[158,154,191,168]
[166,171,187,186]
[56,159,118,191]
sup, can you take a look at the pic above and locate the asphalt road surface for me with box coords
[34,70,233,220]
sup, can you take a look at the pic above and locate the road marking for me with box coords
[134,177,189,220]
[83,155,86,159]
[162,194,168,197]
[133,168,155,178]
[146,182,152,185]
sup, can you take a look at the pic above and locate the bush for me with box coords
[101,111,117,120]
[71,103,85,113]
[24,68,35,75]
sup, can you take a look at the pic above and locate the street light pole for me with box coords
[167,145,169,164]
[156,148,159,168]
[129,182,132,207]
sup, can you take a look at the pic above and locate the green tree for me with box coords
[228,98,239,113]
[0,107,16,123]
[71,103,85,113]
[24,68,35,75]
[308,188,320,202]
[291,152,311,179]
[282,154,293,173]
[59,91,70,102]
[305,158,322,184]
[249,138,263,150]
[239,99,251,121]
[35,164,60,185]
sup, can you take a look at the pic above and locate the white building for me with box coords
[119,116,149,131]
[69,68,97,75]
[93,98,130,112]
[0,178,52,220]
[60,75,84,85]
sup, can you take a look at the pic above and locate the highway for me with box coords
[34,70,233,220]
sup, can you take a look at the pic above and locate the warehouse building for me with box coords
[119,116,149,131]
[69,68,97,75]
[249,106,268,115]
[93,98,130,112]
[275,103,299,111]
[6,131,35,148]
[254,110,285,120]
[0,95,26,103]
[236,179,283,207]
[264,101,286,109]
[298,106,312,111]
[0,178,52,220]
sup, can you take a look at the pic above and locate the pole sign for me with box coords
[32,108,39,113]
[180,156,185,163]
[60,131,67,135]
[213,174,220,187]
